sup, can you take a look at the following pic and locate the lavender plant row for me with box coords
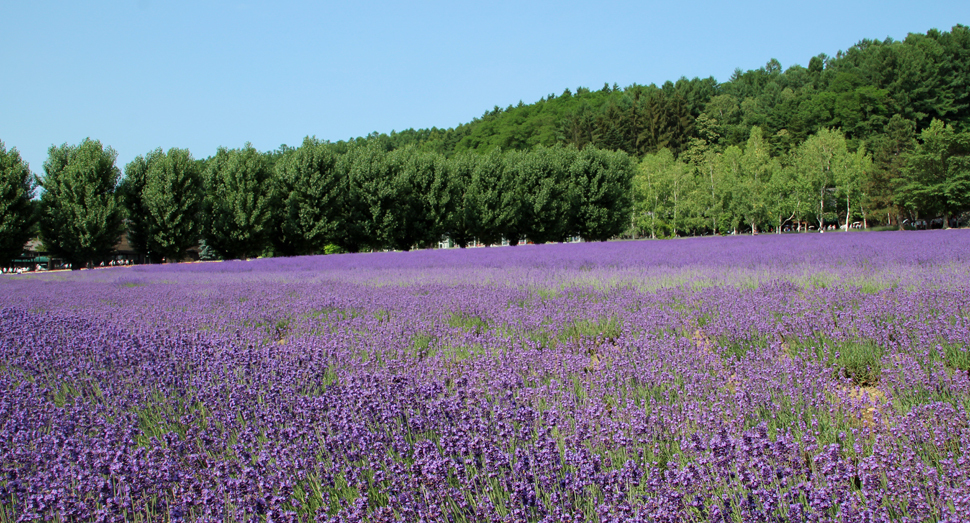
[2,231,969,522]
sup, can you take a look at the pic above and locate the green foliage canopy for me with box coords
[121,148,203,262]
[0,142,36,267]
[203,145,275,259]
[273,137,342,256]
[896,119,970,224]
[38,139,123,268]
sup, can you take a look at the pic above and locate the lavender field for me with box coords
[2,231,970,523]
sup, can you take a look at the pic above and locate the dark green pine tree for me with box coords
[641,91,672,154]
[868,115,916,227]
[624,87,649,155]
[666,94,696,156]
[38,139,124,269]
[595,100,631,153]
[0,141,36,267]
[557,103,597,150]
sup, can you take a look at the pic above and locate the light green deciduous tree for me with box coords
[896,119,970,227]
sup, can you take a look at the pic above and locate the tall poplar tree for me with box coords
[203,144,275,259]
[38,139,123,269]
[571,147,634,241]
[445,152,480,248]
[0,142,36,267]
[122,148,203,262]
[273,137,342,256]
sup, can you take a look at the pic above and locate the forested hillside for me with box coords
[359,26,969,159]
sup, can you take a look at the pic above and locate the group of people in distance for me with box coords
[1,265,45,275]
[1,259,135,274]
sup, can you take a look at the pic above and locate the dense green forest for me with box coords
[342,24,970,236]
[2,25,970,266]
[359,25,970,159]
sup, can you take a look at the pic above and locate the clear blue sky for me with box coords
[2,1,966,176]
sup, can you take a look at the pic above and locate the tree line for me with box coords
[632,119,970,238]
[0,139,633,267]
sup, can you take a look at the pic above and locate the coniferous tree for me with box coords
[595,100,630,153]
[868,115,916,227]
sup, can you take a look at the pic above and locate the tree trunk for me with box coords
[845,194,851,231]
[818,190,825,231]
[673,193,678,237]
[710,166,717,235]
